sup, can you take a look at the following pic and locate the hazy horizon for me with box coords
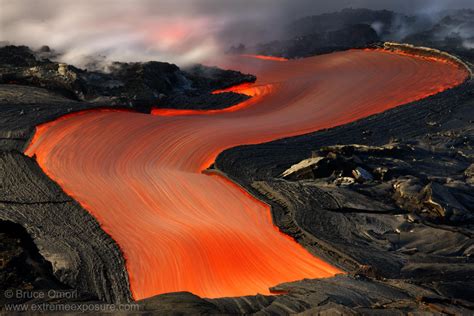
[1,0,473,67]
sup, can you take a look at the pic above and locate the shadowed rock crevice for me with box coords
[0,220,65,295]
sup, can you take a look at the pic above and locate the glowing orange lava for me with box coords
[25,50,468,300]
[363,48,464,68]
[153,83,275,116]
[241,54,289,62]
[211,82,256,95]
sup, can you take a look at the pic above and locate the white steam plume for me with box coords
[1,0,473,67]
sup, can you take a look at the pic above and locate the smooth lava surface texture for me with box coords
[25,50,468,300]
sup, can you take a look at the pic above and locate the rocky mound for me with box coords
[237,24,379,59]
[231,8,474,63]
[0,45,255,111]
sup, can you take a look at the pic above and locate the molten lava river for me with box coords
[25,50,468,299]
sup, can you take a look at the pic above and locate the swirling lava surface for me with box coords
[25,50,468,300]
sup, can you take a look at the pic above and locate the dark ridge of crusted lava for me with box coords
[0,45,254,113]
[228,8,388,58]
[236,24,380,59]
[231,8,474,63]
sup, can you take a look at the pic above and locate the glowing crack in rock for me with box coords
[25,50,468,300]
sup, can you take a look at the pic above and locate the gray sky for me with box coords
[1,0,473,66]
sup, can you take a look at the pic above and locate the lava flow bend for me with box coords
[25,50,468,300]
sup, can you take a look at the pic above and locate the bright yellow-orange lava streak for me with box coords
[211,82,256,95]
[241,54,289,61]
[25,50,468,300]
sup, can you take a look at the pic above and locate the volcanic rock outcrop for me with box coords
[234,8,474,62]
[247,24,379,58]
[0,45,254,111]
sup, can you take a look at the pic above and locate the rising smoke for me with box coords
[1,0,473,67]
